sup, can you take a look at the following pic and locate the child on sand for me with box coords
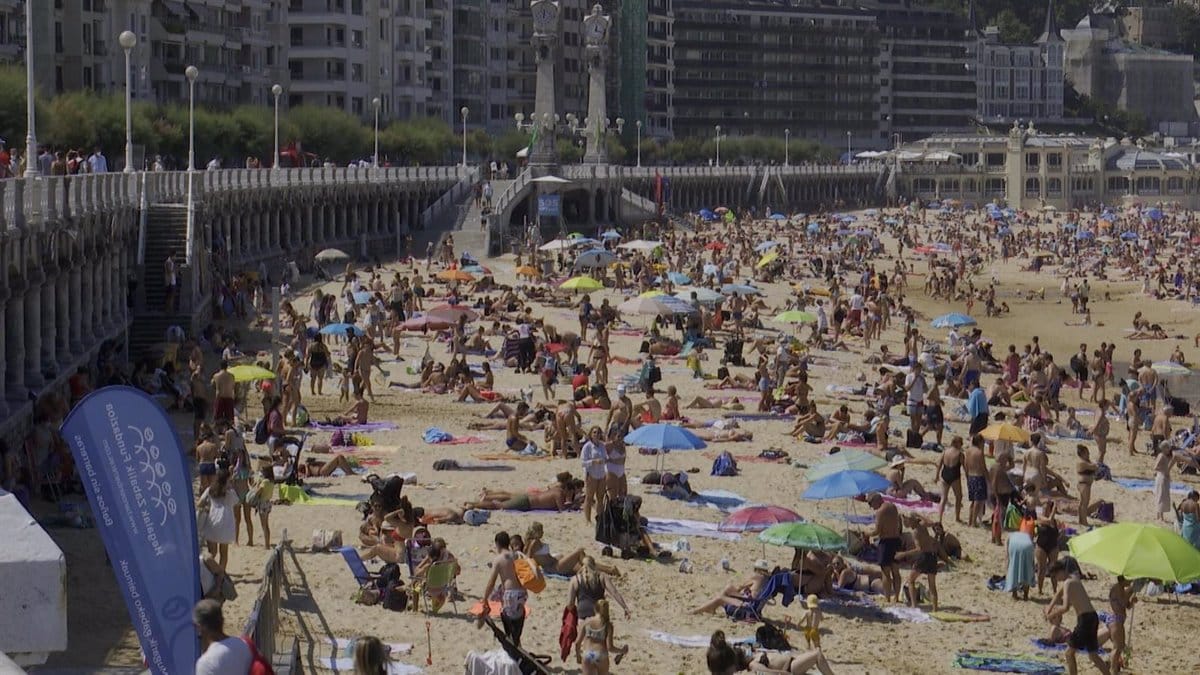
[797,594,822,648]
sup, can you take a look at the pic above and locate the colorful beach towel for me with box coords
[277,484,360,507]
[1031,638,1106,656]
[952,650,1063,674]
[931,610,990,623]
[423,427,491,445]
[881,495,940,514]
[1113,477,1190,494]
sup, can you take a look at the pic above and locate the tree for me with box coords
[492,131,530,163]
[286,105,370,164]
[0,66,31,153]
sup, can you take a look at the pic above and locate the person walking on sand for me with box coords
[865,493,902,603]
[964,434,989,528]
[477,531,528,646]
[1107,575,1135,674]
[935,436,964,523]
[1047,558,1110,675]
[212,361,237,425]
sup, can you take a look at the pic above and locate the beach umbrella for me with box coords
[315,248,350,264]
[574,249,617,269]
[930,313,977,329]
[1170,231,1189,239]
[1097,235,1115,243]
[719,506,803,533]
[721,283,764,296]
[1061,222,1077,231]
[228,364,277,382]
[978,423,1031,444]
[666,271,691,285]
[352,291,373,305]
[1076,230,1094,241]
[806,222,821,234]
[1151,361,1191,378]
[436,269,475,282]
[515,265,540,278]
[675,288,723,305]
[560,275,603,291]
[883,217,898,225]
[840,215,857,223]
[699,209,716,221]
[401,315,453,331]
[772,310,817,325]
[757,522,846,552]
[600,229,622,240]
[802,470,890,501]
[754,241,780,252]
[319,322,365,337]
[864,209,879,216]
[624,424,707,453]
[572,237,601,247]
[804,450,888,482]
[705,241,726,251]
[1068,523,1200,582]
[619,296,678,316]
[639,289,666,298]
[714,207,730,214]
[427,304,479,323]
[1120,232,1139,241]
[769,213,787,221]
[756,251,779,268]
[702,263,721,278]
[539,238,573,251]
[617,240,663,252]
[1147,208,1164,221]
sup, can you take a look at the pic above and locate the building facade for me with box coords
[972,0,1065,124]
[673,0,881,149]
[894,127,1200,209]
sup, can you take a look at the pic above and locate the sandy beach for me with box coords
[36,206,1200,674]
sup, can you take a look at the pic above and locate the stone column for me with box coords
[24,275,44,388]
[0,288,10,416]
[40,269,58,377]
[303,204,313,247]
[80,262,94,349]
[5,290,24,403]
[89,260,103,340]
[56,271,71,365]
[69,266,83,354]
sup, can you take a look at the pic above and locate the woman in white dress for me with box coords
[198,467,240,571]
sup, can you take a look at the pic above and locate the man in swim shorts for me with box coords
[965,433,990,528]
[1048,558,1111,675]
[866,493,903,603]
[477,531,528,646]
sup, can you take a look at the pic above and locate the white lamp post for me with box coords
[714,125,722,168]
[846,130,852,164]
[119,30,137,172]
[271,83,283,171]
[23,5,37,177]
[635,120,642,168]
[185,66,199,171]
[460,106,469,167]
[372,97,381,167]
[784,128,790,167]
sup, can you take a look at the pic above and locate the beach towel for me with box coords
[314,638,416,673]
[702,452,788,464]
[423,429,492,445]
[644,631,754,648]
[558,605,578,662]
[277,484,360,507]
[470,600,531,618]
[432,459,514,472]
[665,488,747,512]
[952,651,1064,674]
[722,412,788,420]
[643,517,741,541]
[310,421,397,432]
[1113,477,1190,494]
[473,453,552,462]
[1031,639,1106,656]
[882,606,931,623]
[881,495,940,514]
[930,610,990,622]
[325,445,402,454]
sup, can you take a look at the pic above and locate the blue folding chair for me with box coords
[338,546,377,587]
[725,570,797,622]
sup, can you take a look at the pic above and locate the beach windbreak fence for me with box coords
[242,531,299,672]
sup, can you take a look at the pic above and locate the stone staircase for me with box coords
[452,179,512,259]
[130,205,194,357]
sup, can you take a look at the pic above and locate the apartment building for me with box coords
[673,0,881,149]
[972,0,1065,124]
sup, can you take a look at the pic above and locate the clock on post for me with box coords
[531,0,559,35]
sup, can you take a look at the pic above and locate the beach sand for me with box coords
[36,210,1200,674]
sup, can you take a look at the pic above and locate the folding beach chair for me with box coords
[412,560,459,615]
[481,615,552,675]
[338,546,378,587]
[726,570,796,623]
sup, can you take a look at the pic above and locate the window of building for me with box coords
[55,22,63,53]
[1168,176,1184,193]
[351,63,364,82]
[352,30,363,48]
[1046,153,1061,168]
[1025,177,1040,196]
[83,67,93,89]
[290,27,303,47]
[1025,153,1039,169]
[986,153,1005,167]
[352,97,364,116]
[1047,178,1062,194]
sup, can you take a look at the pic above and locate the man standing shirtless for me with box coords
[476,531,527,646]
[211,361,236,426]
[865,493,903,603]
[1047,559,1110,675]
[964,434,989,527]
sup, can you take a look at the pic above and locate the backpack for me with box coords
[330,429,346,446]
[240,637,275,675]
[253,417,269,445]
[755,623,791,651]
[513,555,546,593]
[710,451,738,477]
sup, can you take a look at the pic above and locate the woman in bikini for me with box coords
[524,522,621,577]
[935,436,964,523]
[573,599,627,674]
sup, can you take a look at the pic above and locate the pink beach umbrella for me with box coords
[718,505,804,533]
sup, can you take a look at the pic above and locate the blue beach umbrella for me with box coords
[1076,230,1094,241]
[600,229,622,240]
[721,283,764,296]
[931,312,977,329]
[352,291,372,305]
[320,322,365,337]
[1120,231,1139,241]
[624,424,707,455]
[802,470,890,500]
[1147,208,1164,221]
[755,241,780,252]
[807,222,821,233]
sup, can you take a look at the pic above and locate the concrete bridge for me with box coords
[0,160,888,438]
[484,163,887,254]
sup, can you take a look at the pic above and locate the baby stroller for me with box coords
[356,473,405,517]
[595,495,646,557]
[723,338,746,367]
[272,431,309,486]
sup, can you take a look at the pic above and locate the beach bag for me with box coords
[710,451,738,477]
[253,417,269,445]
[756,623,791,651]
[295,404,310,427]
[330,429,346,446]
[905,428,922,449]
[382,581,408,612]
[1003,503,1022,531]
[1096,500,1115,523]
[514,556,546,594]
[241,637,275,675]
[311,529,343,552]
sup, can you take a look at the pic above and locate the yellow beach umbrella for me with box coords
[978,423,1030,444]
[560,276,603,291]
[515,265,540,277]
[639,290,666,298]
[228,365,277,382]
[756,251,779,268]
[437,268,475,282]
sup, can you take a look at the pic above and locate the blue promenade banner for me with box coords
[60,386,199,673]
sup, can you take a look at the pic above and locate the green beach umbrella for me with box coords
[1068,523,1200,582]
[758,522,846,551]
[772,310,817,324]
[804,450,888,481]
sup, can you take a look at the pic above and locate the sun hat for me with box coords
[753,559,771,573]
[806,594,819,609]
